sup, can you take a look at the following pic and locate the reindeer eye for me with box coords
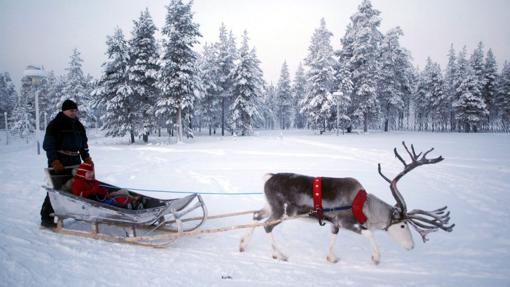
[401,224,405,229]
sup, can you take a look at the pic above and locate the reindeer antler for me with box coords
[378,142,453,242]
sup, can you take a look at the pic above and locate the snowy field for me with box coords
[1,129,509,287]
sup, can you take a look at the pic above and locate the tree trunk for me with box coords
[176,107,183,142]
[130,130,135,144]
[363,113,368,133]
[384,119,389,132]
[221,98,225,136]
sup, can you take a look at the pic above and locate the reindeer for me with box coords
[239,142,454,264]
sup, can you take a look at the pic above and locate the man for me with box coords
[40,99,93,227]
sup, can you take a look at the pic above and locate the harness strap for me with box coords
[352,189,368,225]
[312,177,325,226]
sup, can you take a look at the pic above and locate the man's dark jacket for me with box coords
[43,112,90,165]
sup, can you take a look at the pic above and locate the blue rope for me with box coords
[99,183,263,196]
[322,206,352,212]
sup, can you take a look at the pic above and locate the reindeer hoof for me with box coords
[272,254,288,261]
[371,256,380,265]
[327,255,339,263]
[239,246,245,253]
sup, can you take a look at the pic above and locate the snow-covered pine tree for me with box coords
[496,61,510,131]
[275,61,292,129]
[215,24,237,136]
[128,8,160,143]
[92,28,136,142]
[197,43,221,135]
[10,76,34,141]
[428,60,448,131]
[157,0,201,142]
[262,83,277,129]
[47,75,67,118]
[302,18,336,134]
[0,72,18,129]
[378,27,413,132]
[333,58,353,133]
[482,49,498,129]
[292,63,307,129]
[444,44,457,131]
[62,49,92,126]
[339,0,383,132]
[453,47,488,133]
[414,59,448,131]
[230,31,264,136]
[469,42,487,129]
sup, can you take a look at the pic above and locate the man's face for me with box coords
[63,109,78,119]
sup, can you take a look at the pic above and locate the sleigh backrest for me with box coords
[44,167,75,190]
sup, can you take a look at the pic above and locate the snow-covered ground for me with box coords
[1,129,509,286]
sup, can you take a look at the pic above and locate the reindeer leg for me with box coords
[361,229,381,265]
[327,225,340,263]
[239,226,256,252]
[269,232,288,261]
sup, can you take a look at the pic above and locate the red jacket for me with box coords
[71,163,107,199]
[71,176,108,199]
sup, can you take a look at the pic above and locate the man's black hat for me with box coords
[62,99,78,111]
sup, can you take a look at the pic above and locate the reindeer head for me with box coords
[378,142,455,248]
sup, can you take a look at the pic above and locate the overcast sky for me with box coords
[1,0,509,89]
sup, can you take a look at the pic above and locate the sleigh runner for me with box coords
[44,167,208,247]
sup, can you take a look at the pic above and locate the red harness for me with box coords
[312,177,367,225]
[312,177,325,224]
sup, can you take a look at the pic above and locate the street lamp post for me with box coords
[23,65,47,155]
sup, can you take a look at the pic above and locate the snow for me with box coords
[1,129,510,286]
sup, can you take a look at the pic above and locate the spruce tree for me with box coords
[276,61,292,129]
[302,18,336,134]
[92,28,135,142]
[334,59,353,133]
[483,49,498,129]
[378,27,413,131]
[215,24,237,136]
[157,0,201,142]
[444,44,457,130]
[230,31,264,136]
[63,49,92,125]
[469,42,487,129]
[262,84,277,129]
[453,54,488,133]
[339,0,383,132]
[0,72,18,129]
[496,61,510,130]
[292,64,307,129]
[197,43,221,135]
[128,8,160,143]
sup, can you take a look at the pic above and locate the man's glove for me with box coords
[84,157,94,166]
[51,160,64,173]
